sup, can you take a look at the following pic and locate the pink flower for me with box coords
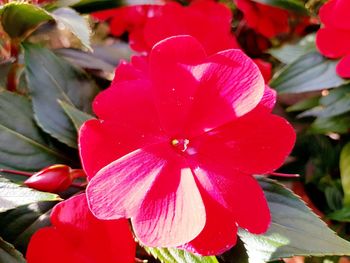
[79,35,295,255]
[26,194,136,263]
[92,0,239,54]
[316,0,350,78]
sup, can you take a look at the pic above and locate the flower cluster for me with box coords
[93,0,239,54]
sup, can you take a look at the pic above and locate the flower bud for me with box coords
[24,165,73,193]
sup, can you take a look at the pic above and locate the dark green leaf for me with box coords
[324,186,343,211]
[23,43,98,148]
[55,48,116,74]
[251,0,307,14]
[315,85,350,118]
[92,43,132,66]
[0,2,52,39]
[59,100,93,131]
[269,34,316,64]
[270,52,347,94]
[0,177,60,213]
[0,59,14,88]
[0,237,26,263]
[239,178,350,262]
[286,96,320,112]
[0,201,56,254]
[219,239,249,263]
[300,85,350,119]
[52,7,91,50]
[145,247,219,263]
[72,0,123,13]
[340,142,350,206]
[70,0,162,13]
[55,42,132,78]
[327,207,350,223]
[0,90,72,171]
[310,115,350,134]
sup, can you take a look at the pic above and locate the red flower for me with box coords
[235,0,312,39]
[26,194,136,263]
[235,0,290,38]
[316,0,350,78]
[92,0,239,54]
[79,36,295,255]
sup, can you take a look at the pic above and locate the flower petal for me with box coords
[337,54,350,78]
[191,107,296,174]
[192,161,270,234]
[79,120,121,179]
[185,49,265,135]
[319,0,350,29]
[149,35,206,135]
[86,146,167,219]
[51,194,136,262]
[143,1,239,55]
[132,159,206,247]
[181,187,237,256]
[80,76,165,179]
[316,28,350,58]
[258,85,277,111]
[26,228,78,263]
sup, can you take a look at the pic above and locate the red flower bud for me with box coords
[24,165,75,193]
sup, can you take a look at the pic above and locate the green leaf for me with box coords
[52,7,91,50]
[145,247,219,263]
[310,115,350,134]
[0,237,26,263]
[0,201,56,254]
[69,0,163,13]
[269,34,316,64]
[327,207,350,223]
[0,59,14,88]
[324,186,343,211]
[0,2,52,39]
[72,0,123,13]
[59,100,93,131]
[340,142,350,206]
[55,42,132,78]
[0,177,60,213]
[316,85,350,118]
[0,90,72,171]
[286,96,320,112]
[251,0,307,14]
[270,52,347,94]
[55,48,116,75]
[23,43,98,148]
[238,178,350,262]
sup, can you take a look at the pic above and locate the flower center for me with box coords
[171,138,190,153]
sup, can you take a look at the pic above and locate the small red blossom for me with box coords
[235,0,290,38]
[24,164,85,193]
[92,0,240,54]
[79,35,295,255]
[26,194,136,263]
[316,0,350,78]
[235,0,313,38]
